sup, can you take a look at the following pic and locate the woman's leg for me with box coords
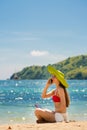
[34,108,55,123]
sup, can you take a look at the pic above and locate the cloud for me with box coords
[29,50,67,66]
[30,50,49,56]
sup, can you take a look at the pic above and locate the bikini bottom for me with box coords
[55,112,69,122]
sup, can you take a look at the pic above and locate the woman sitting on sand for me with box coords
[35,66,70,123]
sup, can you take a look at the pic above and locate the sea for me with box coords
[0,80,87,124]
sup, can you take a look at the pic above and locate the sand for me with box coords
[0,121,86,130]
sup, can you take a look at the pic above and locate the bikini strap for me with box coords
[55,89,59,95]
[54,89,57,95]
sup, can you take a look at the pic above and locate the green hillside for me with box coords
[10,54,87,80]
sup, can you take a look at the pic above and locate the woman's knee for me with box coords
[34,108,42,117]
[34,108,45,120]
[34,108,38,116]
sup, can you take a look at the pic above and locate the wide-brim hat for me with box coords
[47,65,69,88]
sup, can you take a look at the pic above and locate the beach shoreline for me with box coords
[0,121,87,130]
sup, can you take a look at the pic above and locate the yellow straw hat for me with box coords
[47,65,69,88]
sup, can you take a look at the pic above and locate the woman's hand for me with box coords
[46,78,53,86]
[42,78,53,98]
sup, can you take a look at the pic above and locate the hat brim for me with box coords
[47,66,69,88]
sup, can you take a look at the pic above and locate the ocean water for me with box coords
[0,80,87,124]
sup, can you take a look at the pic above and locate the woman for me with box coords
[35,66,70,123]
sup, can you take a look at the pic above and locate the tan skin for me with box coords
[34,76,69,123]
[42,76,66,113]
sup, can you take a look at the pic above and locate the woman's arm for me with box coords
[42,80,55,98]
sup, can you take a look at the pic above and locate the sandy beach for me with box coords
[0,121,86,130]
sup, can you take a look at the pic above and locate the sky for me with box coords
[0,0,87,79]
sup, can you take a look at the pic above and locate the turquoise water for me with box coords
[0,80,87,124]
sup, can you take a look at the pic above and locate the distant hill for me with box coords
[10,54,87,80]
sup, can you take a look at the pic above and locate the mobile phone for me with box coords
[50,78,53,84]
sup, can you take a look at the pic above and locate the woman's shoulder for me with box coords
[58,87,65,95]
